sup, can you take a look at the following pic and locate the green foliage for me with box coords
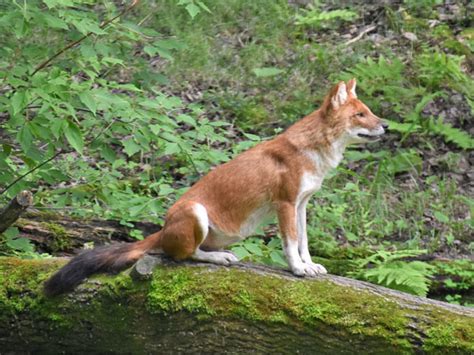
[426,117,474,150]
[232,237,287,268]
[0,227,48,258]
[341,54,473,150]
[0,0,233,227]
[295,2,358,28]
[434,259,474,307]
[351,250,435,296]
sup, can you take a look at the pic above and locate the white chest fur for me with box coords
[298,146,345,202]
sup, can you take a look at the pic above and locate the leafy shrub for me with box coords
[0,0,232,227]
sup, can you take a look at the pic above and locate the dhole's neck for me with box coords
[283,108,349,172]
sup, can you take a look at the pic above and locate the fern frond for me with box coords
[428,117,474,149]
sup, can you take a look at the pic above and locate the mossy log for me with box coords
[0,256,473,354]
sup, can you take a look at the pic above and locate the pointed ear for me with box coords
[331,82,348,109]
[346,78,357,98]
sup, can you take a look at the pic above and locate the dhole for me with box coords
[44,79,387,295]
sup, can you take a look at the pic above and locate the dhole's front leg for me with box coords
[277,202,326,276]
[297,197,327,274]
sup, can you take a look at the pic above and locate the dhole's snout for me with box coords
[354,119,387,142]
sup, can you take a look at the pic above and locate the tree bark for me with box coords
[12,211,160,254]
[0,256,473,354]
[0,190,33,233]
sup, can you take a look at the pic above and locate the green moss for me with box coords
[144,266,412,348]
[147,268,215,316]
[424,323,474,353]
[41,222,72,252]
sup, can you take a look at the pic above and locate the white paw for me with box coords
[305,262,327,275]
[218,252,239,265]
[291,262,327,277]
[193,250,238,266]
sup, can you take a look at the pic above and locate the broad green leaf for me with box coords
[270,250,288,267]
[244,242,264,256]
[17,124,33,152]
[79,91,97,114]
[433,211,449,223]
[100,145,117,163]
[163,142,180,155]
[176,114,196,126]
[253,67,284,77]
[158,184,174,196]
[64,121,84,153]
[50,119,66,139]
[11,91,26,116]
[122,139,141,157]
[41,13,68,29]
[7,236,35,253]
[3,227,19,239]
[196,1,211,13]
[232,246,251,260]
[43,0,75,8]
[185,3,200,18]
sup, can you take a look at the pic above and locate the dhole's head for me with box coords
[324,78,387,144]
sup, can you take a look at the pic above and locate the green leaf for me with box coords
[64,121,84,154]
[196,1,211,13]
[270,250,288,267]
[158,184,175,196]
[163,142,180,155]
[253,67,284,77]
[185,3,201,18]
[17,124,34,152]
[244,242,264,256]
[100,145,117,163]
[11,91,26,116]
[3,227,19,239]
[43,0,75,8]
[176,114,196,126]
[232,246,251,260]
[79,91,97,115]
[41,13,69,29]
[433,211,449,223]
[122,139,141,157]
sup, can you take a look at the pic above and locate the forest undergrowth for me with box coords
[0,0,472,305]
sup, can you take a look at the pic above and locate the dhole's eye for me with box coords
[356,112,365,117]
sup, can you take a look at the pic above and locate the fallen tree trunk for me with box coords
[12,211,160,254]
[0,256,472,354]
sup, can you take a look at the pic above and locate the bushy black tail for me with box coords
[43,232,161,296]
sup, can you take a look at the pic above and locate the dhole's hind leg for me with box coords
[190,203,238,265]
[161,202,237,265]
[192,248,238,265]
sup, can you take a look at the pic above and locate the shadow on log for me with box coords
[0,255,473,354]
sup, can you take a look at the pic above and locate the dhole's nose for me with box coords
[381,122,389,130]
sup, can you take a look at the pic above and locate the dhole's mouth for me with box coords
[357,133,381,141]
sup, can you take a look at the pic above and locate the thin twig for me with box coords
[0,150,65,196]
[0,117,119,196]
[31,0,140,76]
[344,25,377,46]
